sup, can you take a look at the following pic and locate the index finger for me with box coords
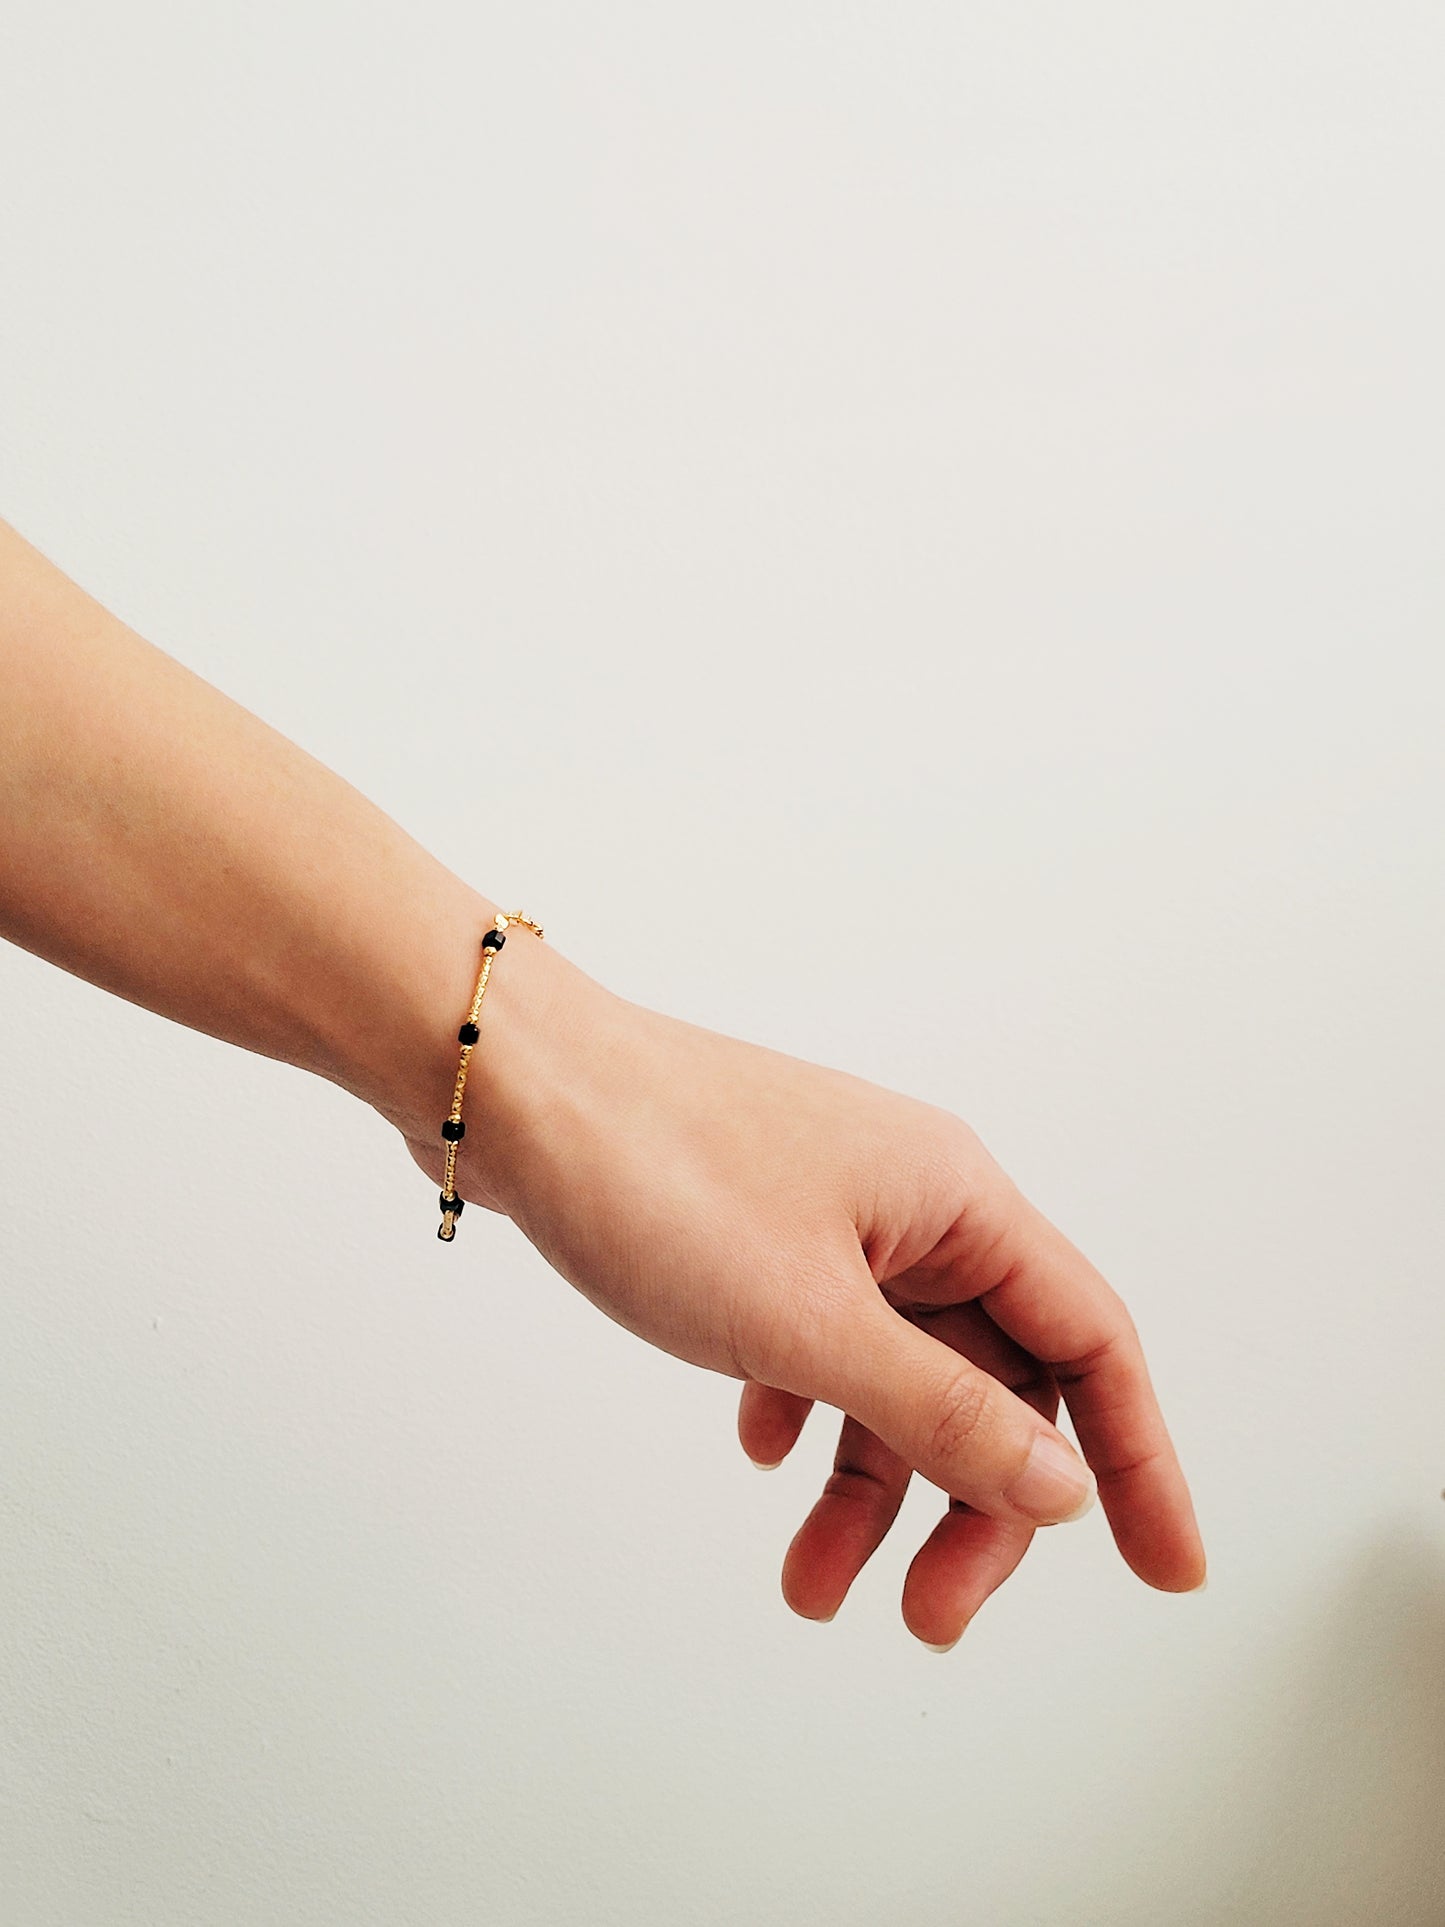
[954,1158,1207,1593]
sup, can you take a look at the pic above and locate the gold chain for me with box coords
[436,909,545,1242]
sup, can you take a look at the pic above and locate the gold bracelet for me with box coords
[436,908,545,1242]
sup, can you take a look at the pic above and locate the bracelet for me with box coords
[435,908,545,1242]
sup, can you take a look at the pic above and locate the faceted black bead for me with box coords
[441,1116,465,1142]
[457,1021,480,1046]
[481,928,506,952]
[439,1191,464,1218]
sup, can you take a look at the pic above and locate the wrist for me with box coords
[327,871,616,1219]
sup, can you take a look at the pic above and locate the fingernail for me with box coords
[750,1457,784,1471]
[1188,1575,1209,1593]
[923,1636,960,1654]
[1004,1432,1097,1525]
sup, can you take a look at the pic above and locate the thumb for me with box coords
[814,1291,1098,1527]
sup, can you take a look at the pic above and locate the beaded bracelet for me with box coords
[436,909,545,1242]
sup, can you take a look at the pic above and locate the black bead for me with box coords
[441,1116,465,1142]
[457,1021,480,1046]
[481,928,506,952]
[439,1191,464,1218]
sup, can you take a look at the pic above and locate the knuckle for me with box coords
[923,1369,991,1473]
[914,1114,1019,1244]
[922,1111,988,1192]
[1056,1305,1141,1387]
[822,1464,887,1507]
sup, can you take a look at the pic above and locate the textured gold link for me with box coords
[435,909,545,1243]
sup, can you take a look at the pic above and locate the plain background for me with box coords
[2,4,1443,1923]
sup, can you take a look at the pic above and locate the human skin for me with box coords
[0,516,1206,1649]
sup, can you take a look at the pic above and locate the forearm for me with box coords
[0,517,577,1168]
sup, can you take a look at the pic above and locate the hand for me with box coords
[402,939,1206,1647]
[738,1309,1070,1649]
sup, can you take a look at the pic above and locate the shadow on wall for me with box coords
[1104,1525,1445,1927]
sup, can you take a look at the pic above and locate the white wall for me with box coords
[2,5,1443,1922]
